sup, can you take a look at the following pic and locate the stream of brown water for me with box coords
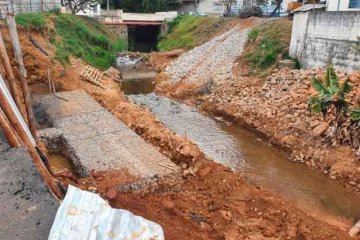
[129,93,360,220]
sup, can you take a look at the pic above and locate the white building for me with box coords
[198,0,225,16]
[178,0,226,16]
[326,0,360,11]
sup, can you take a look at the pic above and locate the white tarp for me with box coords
[48,185,164,240]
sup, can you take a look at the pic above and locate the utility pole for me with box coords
[107,0,110,14]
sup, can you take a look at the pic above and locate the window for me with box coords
[349,0,360,8]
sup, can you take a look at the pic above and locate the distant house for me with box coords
[178,0,226,16]
[179,0,197,14]
[198,0,226,16]
[326,0,360,11]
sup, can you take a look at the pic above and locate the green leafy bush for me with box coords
[309,65,360,151]
[309,65,351,117]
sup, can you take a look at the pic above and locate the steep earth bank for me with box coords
[0,18,356,239]
[153,19,360,195]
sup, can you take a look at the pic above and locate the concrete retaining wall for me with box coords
[289,11,360,72]
[108,24,128,40]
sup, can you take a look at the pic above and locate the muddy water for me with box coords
[130,93,360,220]
[116,55,156,95]
[48,153,77,176]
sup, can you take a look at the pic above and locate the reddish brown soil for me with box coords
[0,23,357,239]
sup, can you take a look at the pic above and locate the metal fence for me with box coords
[0,0,61,19]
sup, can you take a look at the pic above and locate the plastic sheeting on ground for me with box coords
[48,185,164,240]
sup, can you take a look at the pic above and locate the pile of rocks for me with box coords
[202,68,360,189]
[165,27,249,85]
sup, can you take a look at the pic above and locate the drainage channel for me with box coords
[129,93,360,220]
[116,55,360,221]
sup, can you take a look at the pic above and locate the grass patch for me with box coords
[247,28,260,42]
[244,19,292,76]
[53,14,127,70]
[158,16,232,51]
[15,13,47,29]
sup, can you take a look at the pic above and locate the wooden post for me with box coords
[0,62,11,90]
[0,109,21,147]
[0,74,63,199]
[0,30,27,119]
[6,15,37,139]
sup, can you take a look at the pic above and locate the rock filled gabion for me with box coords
[165,28,249,85]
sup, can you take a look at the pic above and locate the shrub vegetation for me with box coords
[244,19,292,76]
[16,13,127,70]
[158,15,230,51]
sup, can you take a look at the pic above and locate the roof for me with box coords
[293,3,326,12]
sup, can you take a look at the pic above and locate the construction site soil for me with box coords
[0,20,358,239]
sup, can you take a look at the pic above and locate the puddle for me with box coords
[48,152,77,176]
[116,54,156,95]
[129,93,360,220]
[121,79,155,95]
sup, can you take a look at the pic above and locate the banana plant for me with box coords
[309,65,352,120]
[351,106,360,122]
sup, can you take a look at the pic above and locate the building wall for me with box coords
[178,2,197,14]
[326,0,360,11]
[0,0,61,19]
[107,25,128,40]
[289,11,360,72]
[198,0,225,16]
[0,0,101,19]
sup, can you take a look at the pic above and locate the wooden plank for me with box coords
[0,74,63,199]
[6,15,37,139]
[0,30,27,120]
[0,109,21,147]
[0,62,11,90]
